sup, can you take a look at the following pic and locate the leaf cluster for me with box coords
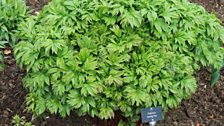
[14,0,224,123]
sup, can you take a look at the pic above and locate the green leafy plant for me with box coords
[0,0,29,46]
[0,0,29,70]
[0,51,4,70]
[14,0,224,124]
[12,114,34,126]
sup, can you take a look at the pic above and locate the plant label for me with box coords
[141,106,162,123]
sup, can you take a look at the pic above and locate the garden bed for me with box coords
[0,0,224,126]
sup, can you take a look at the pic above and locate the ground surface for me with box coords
[0,0,224,126]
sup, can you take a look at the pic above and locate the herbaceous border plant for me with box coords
[14,0,224,125]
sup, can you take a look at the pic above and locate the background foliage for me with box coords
[0,0,29,70]
[14,0,224,124]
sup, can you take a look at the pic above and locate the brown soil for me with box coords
[26,0,50,13]
[0,55,31,126]
[0,0,224,126]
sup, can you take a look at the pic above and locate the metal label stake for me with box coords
[149,121,156,126]
[141,106,162,126]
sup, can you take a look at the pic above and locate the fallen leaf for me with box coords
[4,49,11,55]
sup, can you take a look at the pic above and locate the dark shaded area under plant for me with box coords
[0,0,224,126]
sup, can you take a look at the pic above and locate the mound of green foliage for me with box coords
[0,0,29,70]
[15,0,224,124]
